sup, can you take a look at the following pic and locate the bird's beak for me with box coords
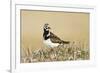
[48,27,51,29]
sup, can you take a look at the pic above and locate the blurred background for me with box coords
[21,10,89,50]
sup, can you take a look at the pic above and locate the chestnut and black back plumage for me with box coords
[49,32,70,44]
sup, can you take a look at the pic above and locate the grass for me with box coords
[21,42,89,63]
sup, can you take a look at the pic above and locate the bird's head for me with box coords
[43,23,51,31]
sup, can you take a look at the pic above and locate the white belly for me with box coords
[43,39,59,48]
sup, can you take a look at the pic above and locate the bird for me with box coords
[43,23,70,49]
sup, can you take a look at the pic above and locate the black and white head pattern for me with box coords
[43,23,51,40]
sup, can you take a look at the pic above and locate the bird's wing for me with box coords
[50,32,62,43]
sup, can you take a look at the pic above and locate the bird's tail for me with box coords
[62,40,70,44]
